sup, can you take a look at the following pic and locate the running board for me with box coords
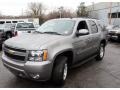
[71,55,97,68]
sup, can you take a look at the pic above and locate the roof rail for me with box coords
[76,16,99,19]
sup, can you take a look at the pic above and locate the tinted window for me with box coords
[16,23,34,29]
[88,20,98,34]
[77,21,88,30]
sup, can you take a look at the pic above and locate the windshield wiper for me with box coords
[43,31,62,35]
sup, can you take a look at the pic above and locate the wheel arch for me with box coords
[53,49,74,68]
[5,31,12,37]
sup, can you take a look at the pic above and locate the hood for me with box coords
[4,33,64,50]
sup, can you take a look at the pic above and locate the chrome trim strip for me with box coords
[3,46,28,62]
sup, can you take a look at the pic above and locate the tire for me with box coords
[52,56,68,85]
[6,33,12,39]
[96,43,105,61]
[0,44,2,50]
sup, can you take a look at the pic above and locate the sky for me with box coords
[0,0,112,16]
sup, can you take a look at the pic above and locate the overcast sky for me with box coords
[0,0,109,16]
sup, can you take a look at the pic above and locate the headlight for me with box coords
[28,50,48,62]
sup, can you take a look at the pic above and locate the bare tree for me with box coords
[27,2,45,16]
[62,9,76,18]
[26,2,46,24]
[45,8,76,21]
[58,7,76,18]
[45,10,60,20]
[77,2,88,17]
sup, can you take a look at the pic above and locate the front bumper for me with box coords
[2,53,53,81]
[108,32,120,36]
[108,33,120,39]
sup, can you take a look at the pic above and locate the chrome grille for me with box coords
[5,45,26,53]
[4,51,25,61]
[4,45,26,62]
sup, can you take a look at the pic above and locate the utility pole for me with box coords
[21,8,23,16]
[58,6,63,18]
[117,2,119,18]
[109,2,112,25]
[92,2,95,19]
[92,2,94,11]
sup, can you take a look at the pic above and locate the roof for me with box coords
[51,18,97,21]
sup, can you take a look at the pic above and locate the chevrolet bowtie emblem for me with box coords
[8,50,15,54]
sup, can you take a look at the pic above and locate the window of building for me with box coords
[12,21,18,23]
[108,12,119,18]
[118,12,120,18]
[6,21,11,23]
[0,21,5,24]
[112,13,117,18]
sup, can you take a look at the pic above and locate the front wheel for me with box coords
[96,43,105,61]
[52,56,68,85]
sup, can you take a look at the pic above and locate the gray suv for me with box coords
[2,18,107,85]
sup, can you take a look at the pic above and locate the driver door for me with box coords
[73,20,93,63]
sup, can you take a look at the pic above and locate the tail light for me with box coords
[14,31,18,36]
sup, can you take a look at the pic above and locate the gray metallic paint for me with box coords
[2,18,107,81]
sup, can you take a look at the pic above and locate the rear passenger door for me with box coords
[87,20,100,54]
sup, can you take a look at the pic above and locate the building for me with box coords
[0,18,39,25]
[87,2,120,26]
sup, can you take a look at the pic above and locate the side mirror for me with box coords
[76,29,89,36]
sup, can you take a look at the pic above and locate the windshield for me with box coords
[16,23,34,29]
[36,20,75,35]
[113,25,120,30]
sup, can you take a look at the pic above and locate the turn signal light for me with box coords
[43,50,48,61]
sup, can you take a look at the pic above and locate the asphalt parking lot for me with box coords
[0,41,120,88]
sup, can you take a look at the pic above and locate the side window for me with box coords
[88,20,98,34]
[77,21,88,31]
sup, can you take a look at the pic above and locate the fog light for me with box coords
[30,73,40,79]
[19,73,23,77]
[18,73,25,78]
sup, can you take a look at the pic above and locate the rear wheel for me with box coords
[96,43,105,61]
[52,56,68,85]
